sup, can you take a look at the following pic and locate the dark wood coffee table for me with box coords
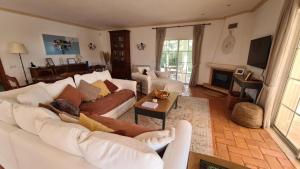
[134,92,179,129]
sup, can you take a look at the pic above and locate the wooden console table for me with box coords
[30,63,90,83]
[229,74,263,103]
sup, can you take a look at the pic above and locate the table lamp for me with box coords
[7,42,29,84]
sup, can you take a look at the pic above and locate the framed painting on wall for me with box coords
[42,34,80,55]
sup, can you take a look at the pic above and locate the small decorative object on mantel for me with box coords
[137,42,146,50]
[234,68,245,75]
[45,58,55,67]
[67,58,76,64]
[88,43,96,50]
[153,89,170,100]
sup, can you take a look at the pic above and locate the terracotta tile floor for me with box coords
[185,86,296,169]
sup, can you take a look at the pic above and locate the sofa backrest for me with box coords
[74,70,112,86]
[131,65,151,73]
[0,77,76,100]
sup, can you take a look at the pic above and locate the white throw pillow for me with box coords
[147,70,158,79]
[135,128,175,151]
[93,70,112,81]
[0,99,17,125]
[17,86,53,106]
[137,66,150,74]
[38,77,76,98]
[74,73,98,87]
[13,104,59,134]
[35,118,90,156]
[156,71,170,79]
[79,131,163,169]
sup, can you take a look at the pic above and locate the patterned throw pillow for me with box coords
[50,99,80,117]
[78,80,101,102]
[92,80,111,97]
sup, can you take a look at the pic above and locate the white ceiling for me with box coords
[0,0,264,30]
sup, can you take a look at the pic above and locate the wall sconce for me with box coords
[137,42,146,50]
[88,43,96,50]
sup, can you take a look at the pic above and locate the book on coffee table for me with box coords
[141,101,158,109]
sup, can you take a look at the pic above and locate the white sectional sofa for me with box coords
[0,70,193,169]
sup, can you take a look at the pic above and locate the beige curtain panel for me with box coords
[155,28,167,71]
[189,25,205,86]
[257,0,300,128]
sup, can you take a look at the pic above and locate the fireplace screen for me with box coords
[211,69,233,90]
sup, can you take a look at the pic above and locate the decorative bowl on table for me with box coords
[153,89,170,100]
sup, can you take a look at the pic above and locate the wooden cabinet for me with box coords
[109,30,131,79]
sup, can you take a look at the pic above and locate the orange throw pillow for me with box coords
[56,85,83,107]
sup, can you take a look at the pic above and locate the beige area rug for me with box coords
[118,96,213,155]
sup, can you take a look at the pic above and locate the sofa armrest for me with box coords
[111,79,137,96]
[163,120,192,169]
[155,71,171,79]
[131,72,152,94]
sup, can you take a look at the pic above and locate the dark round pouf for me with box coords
[231,102,263,128]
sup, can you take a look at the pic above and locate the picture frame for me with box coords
[245,72,253,81]
[235,68,245,75]
[45,58,55,67]
[67,58,76,64]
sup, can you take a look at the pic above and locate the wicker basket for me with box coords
[231,102,263,128]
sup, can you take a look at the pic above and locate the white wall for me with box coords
[0,10,103,85]
[247,0,285,78]
[98,0,285,86]
[99,15,255,84]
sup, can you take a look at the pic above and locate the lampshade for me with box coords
[7,42,28,54]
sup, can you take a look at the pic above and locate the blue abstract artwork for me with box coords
[42,34,80,55]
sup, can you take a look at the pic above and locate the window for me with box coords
[160,40,193,84]
[274,39,300,156]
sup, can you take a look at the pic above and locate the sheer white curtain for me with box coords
[257,0,300,128]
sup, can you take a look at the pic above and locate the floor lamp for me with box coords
[8,42,29,85]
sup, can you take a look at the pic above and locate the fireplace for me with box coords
[211,69,233,90]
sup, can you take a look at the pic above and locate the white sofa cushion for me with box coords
[35,118,90,156]
[0,99,17,125]
[156,71,170,79]
[79,131,164,169]
[74,73,98,87]
[9,129,99,169]
[93,70,112,81]
[38,77,76,98]
[0,121,20,169]
[135,128,175,151]
[13,104,59,134]
[74,71,113,87]
[17,86,53,106]
[147,70,158,79]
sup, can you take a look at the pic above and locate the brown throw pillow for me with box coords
[51,99,80,117]
[87,113,156,137]
[57,85,83,107]
[78,80,101,102]
[104,80,119,93]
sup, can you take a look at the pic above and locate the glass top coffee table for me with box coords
[134,92,179,129]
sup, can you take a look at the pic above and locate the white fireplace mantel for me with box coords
[207,62,245,71]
